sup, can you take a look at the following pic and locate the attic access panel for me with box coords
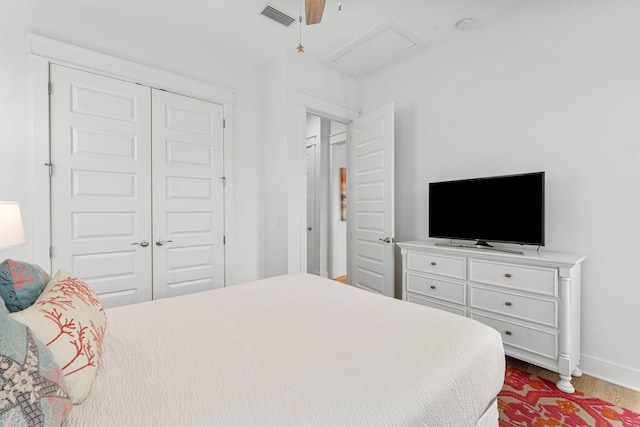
[324,19,427,78]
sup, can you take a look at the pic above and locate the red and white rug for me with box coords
[498,366,640,427]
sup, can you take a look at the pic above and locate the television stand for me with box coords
[398,240,586,394]
[435,241,525,255]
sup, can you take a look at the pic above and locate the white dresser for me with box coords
[397,240,586,393]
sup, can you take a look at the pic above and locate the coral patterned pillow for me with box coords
[9,270,107,404]
[0,314,72,426]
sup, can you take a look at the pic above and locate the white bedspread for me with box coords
[66,274,504,426]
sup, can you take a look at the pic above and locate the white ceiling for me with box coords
[23,0,532,79]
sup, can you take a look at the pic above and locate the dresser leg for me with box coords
[572,365,583,377]
[556,375,575,394]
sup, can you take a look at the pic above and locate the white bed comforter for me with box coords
[66,274,504,426]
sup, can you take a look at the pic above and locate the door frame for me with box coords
[28,34,234,283]
[291,92,359,276]
[305,135,318,275]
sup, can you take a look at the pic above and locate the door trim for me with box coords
[29,36,234,286]
[292,91,359,275]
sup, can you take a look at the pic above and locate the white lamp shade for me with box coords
[0,202,26,248]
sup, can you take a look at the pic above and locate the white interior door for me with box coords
[347,103,395,297]
[306,138,318,275]
[151,89,225,299]
[50,64,152,307]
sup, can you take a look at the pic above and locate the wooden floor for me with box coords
[506,356,640,412]
[334,275,347,284]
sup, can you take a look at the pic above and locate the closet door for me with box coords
[151,90,225,299]
[50,65,153,307]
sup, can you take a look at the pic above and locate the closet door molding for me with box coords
[29,35,234,284]
[28,33,234,104]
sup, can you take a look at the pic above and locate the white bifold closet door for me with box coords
[50,64,225,308]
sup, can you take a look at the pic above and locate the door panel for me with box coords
[348,103,395,297]
[50,64,152,308]
[306,139,318,275]
[151,89,225,299]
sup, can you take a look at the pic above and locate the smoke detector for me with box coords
[455,18,474,30]
[259,2,296,28]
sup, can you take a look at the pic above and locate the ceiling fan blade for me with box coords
[305,0,326,25]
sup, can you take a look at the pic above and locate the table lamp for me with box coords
[0,201,26,248]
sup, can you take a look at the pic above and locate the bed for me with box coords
[66,273,505,426]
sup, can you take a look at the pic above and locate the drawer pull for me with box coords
[430,285,436,290]
[430,262,437,266]
[505,301,512,307]
[505,331,512,336]
[504,273,512,278]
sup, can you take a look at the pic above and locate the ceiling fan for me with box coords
[305,0,326,25]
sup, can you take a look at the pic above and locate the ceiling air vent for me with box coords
[260,3,296,28]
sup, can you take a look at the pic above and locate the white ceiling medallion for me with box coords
[323,18,427,78]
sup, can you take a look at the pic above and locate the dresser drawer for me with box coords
[407,273,466,305]
[469,260,557,296]
[471,312,557,359]
[470,286,557,327]
[406,252,466,280]
[407,293,466,317]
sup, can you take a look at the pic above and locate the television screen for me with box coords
[428,172,545,246]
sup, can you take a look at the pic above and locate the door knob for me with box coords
[131,240,149,247]
[379,237,391,244]
[307,226,312,231]
[155,239,173,246]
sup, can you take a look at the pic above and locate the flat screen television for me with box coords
[428,172,545,247]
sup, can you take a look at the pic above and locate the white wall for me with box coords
[360,1,640,390]
[0,3,263,285]
[260,56,289,278]
[287,54,360,275]
[259,52,360,277]
[317,118,331,278]
[0,6,36,264]
[306,114,321,275]
[329,140,347,278]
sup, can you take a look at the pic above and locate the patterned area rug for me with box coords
[498,366,640,427]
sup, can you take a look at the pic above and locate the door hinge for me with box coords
[48,82,52,95]
[223,236,226,245]
[45,163,52,177]
[49,245,53,258]
[223,118,226,129]
[221,176,226,187]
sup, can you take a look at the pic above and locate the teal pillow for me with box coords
[0,260,50,312]
[0,314,72,426]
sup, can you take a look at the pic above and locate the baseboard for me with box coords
[580,354,640,392]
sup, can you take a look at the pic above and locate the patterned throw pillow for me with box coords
[0,259,51,312]
[0,314,72,426]
[10,270,107,404]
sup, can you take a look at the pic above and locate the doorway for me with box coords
[305,113,347,282]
